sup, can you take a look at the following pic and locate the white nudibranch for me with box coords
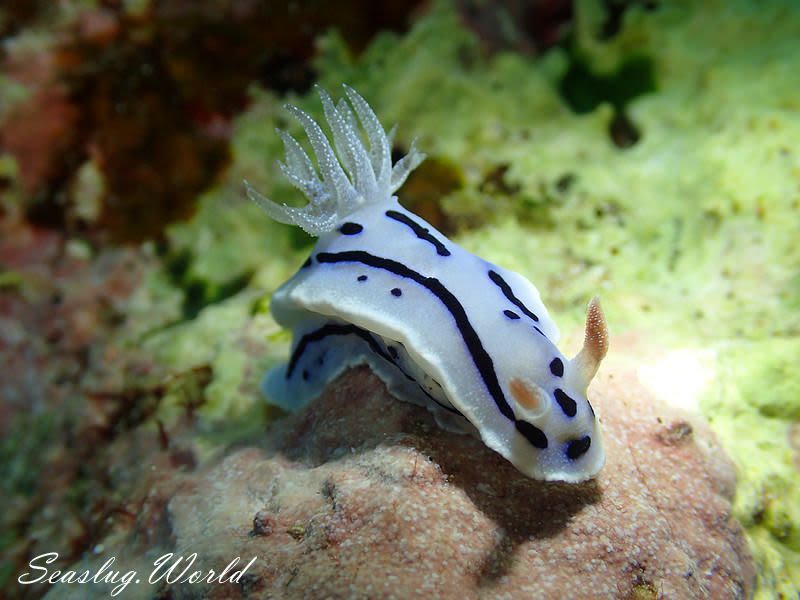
[247,85,609,482]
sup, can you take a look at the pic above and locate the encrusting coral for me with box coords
[42,347,753,599]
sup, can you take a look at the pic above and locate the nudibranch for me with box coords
[246,85,609,482]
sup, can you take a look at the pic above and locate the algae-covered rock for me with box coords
[3,0,800,597]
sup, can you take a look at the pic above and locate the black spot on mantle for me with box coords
[549,357,564,377]
[515,420,548,449]
[554,389,577,417]
[339,222,364,235]
[566,435,591,460]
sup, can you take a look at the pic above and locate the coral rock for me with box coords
[49,354,754,599]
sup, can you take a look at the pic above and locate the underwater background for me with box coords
[0,1,798,598]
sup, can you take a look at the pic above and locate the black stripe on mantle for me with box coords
[488,270,540,322]
[385,210,451,257]
[286,322,461,416]
[315,250,515,421]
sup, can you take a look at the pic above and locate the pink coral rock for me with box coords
[44,357,753,599]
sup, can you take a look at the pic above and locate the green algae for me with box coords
[129,1,800,595]
[708,340,800,596]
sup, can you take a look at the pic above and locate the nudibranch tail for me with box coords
[572,297,609,389]
[245,85,425,237]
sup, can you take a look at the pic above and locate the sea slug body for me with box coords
[246,85,608,482]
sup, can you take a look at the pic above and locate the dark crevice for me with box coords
[609,111,641,148]
[559,55,656,114]
[163,248,253,321]
[559,54,655,148]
